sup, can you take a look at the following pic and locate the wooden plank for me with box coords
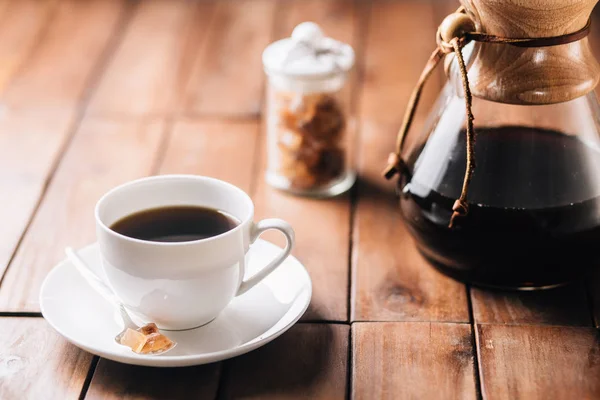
[0,0,125,110]
[252,189,351,322]
[356,0,441,126]
[159,119,259,194]
[471,284,593,326]
[220,324,349,399]
[0,117,165,312]
[182,0,277,117]
[477,324,600,399]
[0,0,125,280]
[0,109,75,279]
[352,322,477,400]
[0,0,11,19]
[0,1,71,272]
[0,317,93,399]
[0,0,58,93]
[88,0,216,117]
[85,360,220,400]
[273,0,359,43]
[251,0,363,322]
[352,0,469,322]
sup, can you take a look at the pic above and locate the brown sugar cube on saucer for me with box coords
[142,332,175,354]
[120,328,147,353]
[139,322,160,335]
[119,323,174,354]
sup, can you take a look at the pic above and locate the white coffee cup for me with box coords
[95,175,295,330]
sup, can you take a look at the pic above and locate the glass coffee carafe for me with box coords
[392,0,600,289]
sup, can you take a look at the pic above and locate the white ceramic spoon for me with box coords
[64,247,176,355]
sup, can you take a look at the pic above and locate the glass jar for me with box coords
[262,22,355,197]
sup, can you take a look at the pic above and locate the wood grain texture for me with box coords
[88,0,216,117]
[251,0,363,322]
[352,0,469,322]
[471,283,593,326]
[220,324,349,399]
[159,119,259,194]
[0,0,11,19]
[352,322,477,400]
[182,0,276,117]
[0,117,165,312]
[252,188,350,322]
[463,0,600,104]
[0,0,126,110]
[0,317,93,400]
[0,109,74,279]
[273,0,360,44]
[85,360,220,400]
[477,324,600,399]
[0,2,598,400]
[0,0,58,94]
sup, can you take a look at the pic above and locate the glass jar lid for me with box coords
[262,22,355,81]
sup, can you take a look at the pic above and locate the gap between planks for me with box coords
[78,356,99,400]
[466,283,484,400]
[346,0,372,326]
[1,312,591,330]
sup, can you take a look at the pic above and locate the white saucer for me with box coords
[40,239,312,367]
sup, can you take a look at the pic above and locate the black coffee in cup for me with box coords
[110,206,240,243]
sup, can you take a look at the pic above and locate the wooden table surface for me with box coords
[1,0,599,399]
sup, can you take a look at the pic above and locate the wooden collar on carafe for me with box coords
[383,6,593,228]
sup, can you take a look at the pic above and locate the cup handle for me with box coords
[236,219,295,296]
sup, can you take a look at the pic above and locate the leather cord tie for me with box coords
[383,6,591,228]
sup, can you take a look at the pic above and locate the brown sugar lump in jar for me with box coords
[262,22,355,197]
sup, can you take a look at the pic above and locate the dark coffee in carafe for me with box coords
[401,126,600,289]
